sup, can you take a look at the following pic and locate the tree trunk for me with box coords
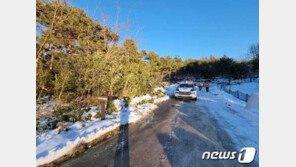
[50,54,54,70]
[108,78,114,98]
[249,73,253,82]
[122,75,131,97]
[58,76,68,104]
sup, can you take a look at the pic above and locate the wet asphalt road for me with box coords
[58,98,257,167]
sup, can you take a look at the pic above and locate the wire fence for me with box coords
[217,84,250,102]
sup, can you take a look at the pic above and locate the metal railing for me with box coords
[217,84,249,102]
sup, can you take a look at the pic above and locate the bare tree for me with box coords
[246,43,259,82]
[248,43,259,58]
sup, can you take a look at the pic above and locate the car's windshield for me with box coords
[179,84,194,88]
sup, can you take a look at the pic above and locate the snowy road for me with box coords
[57,87,258,167]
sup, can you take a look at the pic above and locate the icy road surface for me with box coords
[58,86,258,167]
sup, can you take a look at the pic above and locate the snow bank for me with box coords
[164,84,177,97]
[195,85,259,162]
[226,78,259,95]
[113,99,124,112]
[36,86,172,166]
[246,93,259,110]
[130,94,152,106]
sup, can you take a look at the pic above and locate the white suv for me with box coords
[174,83,197,100]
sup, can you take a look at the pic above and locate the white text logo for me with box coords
[202,147,256,164]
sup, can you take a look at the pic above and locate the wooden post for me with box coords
[98,96,108,120]
[100,101,105,120]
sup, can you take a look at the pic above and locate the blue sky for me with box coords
[69,0,258,60]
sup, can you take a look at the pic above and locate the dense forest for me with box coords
[36,0,259,106]
[176,50,259,83]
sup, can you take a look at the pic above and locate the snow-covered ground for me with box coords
[36,87,169,166]
[164,83,178,97]
[36,82,259,166]
[225,78,259,95]
[195,85,259,162]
